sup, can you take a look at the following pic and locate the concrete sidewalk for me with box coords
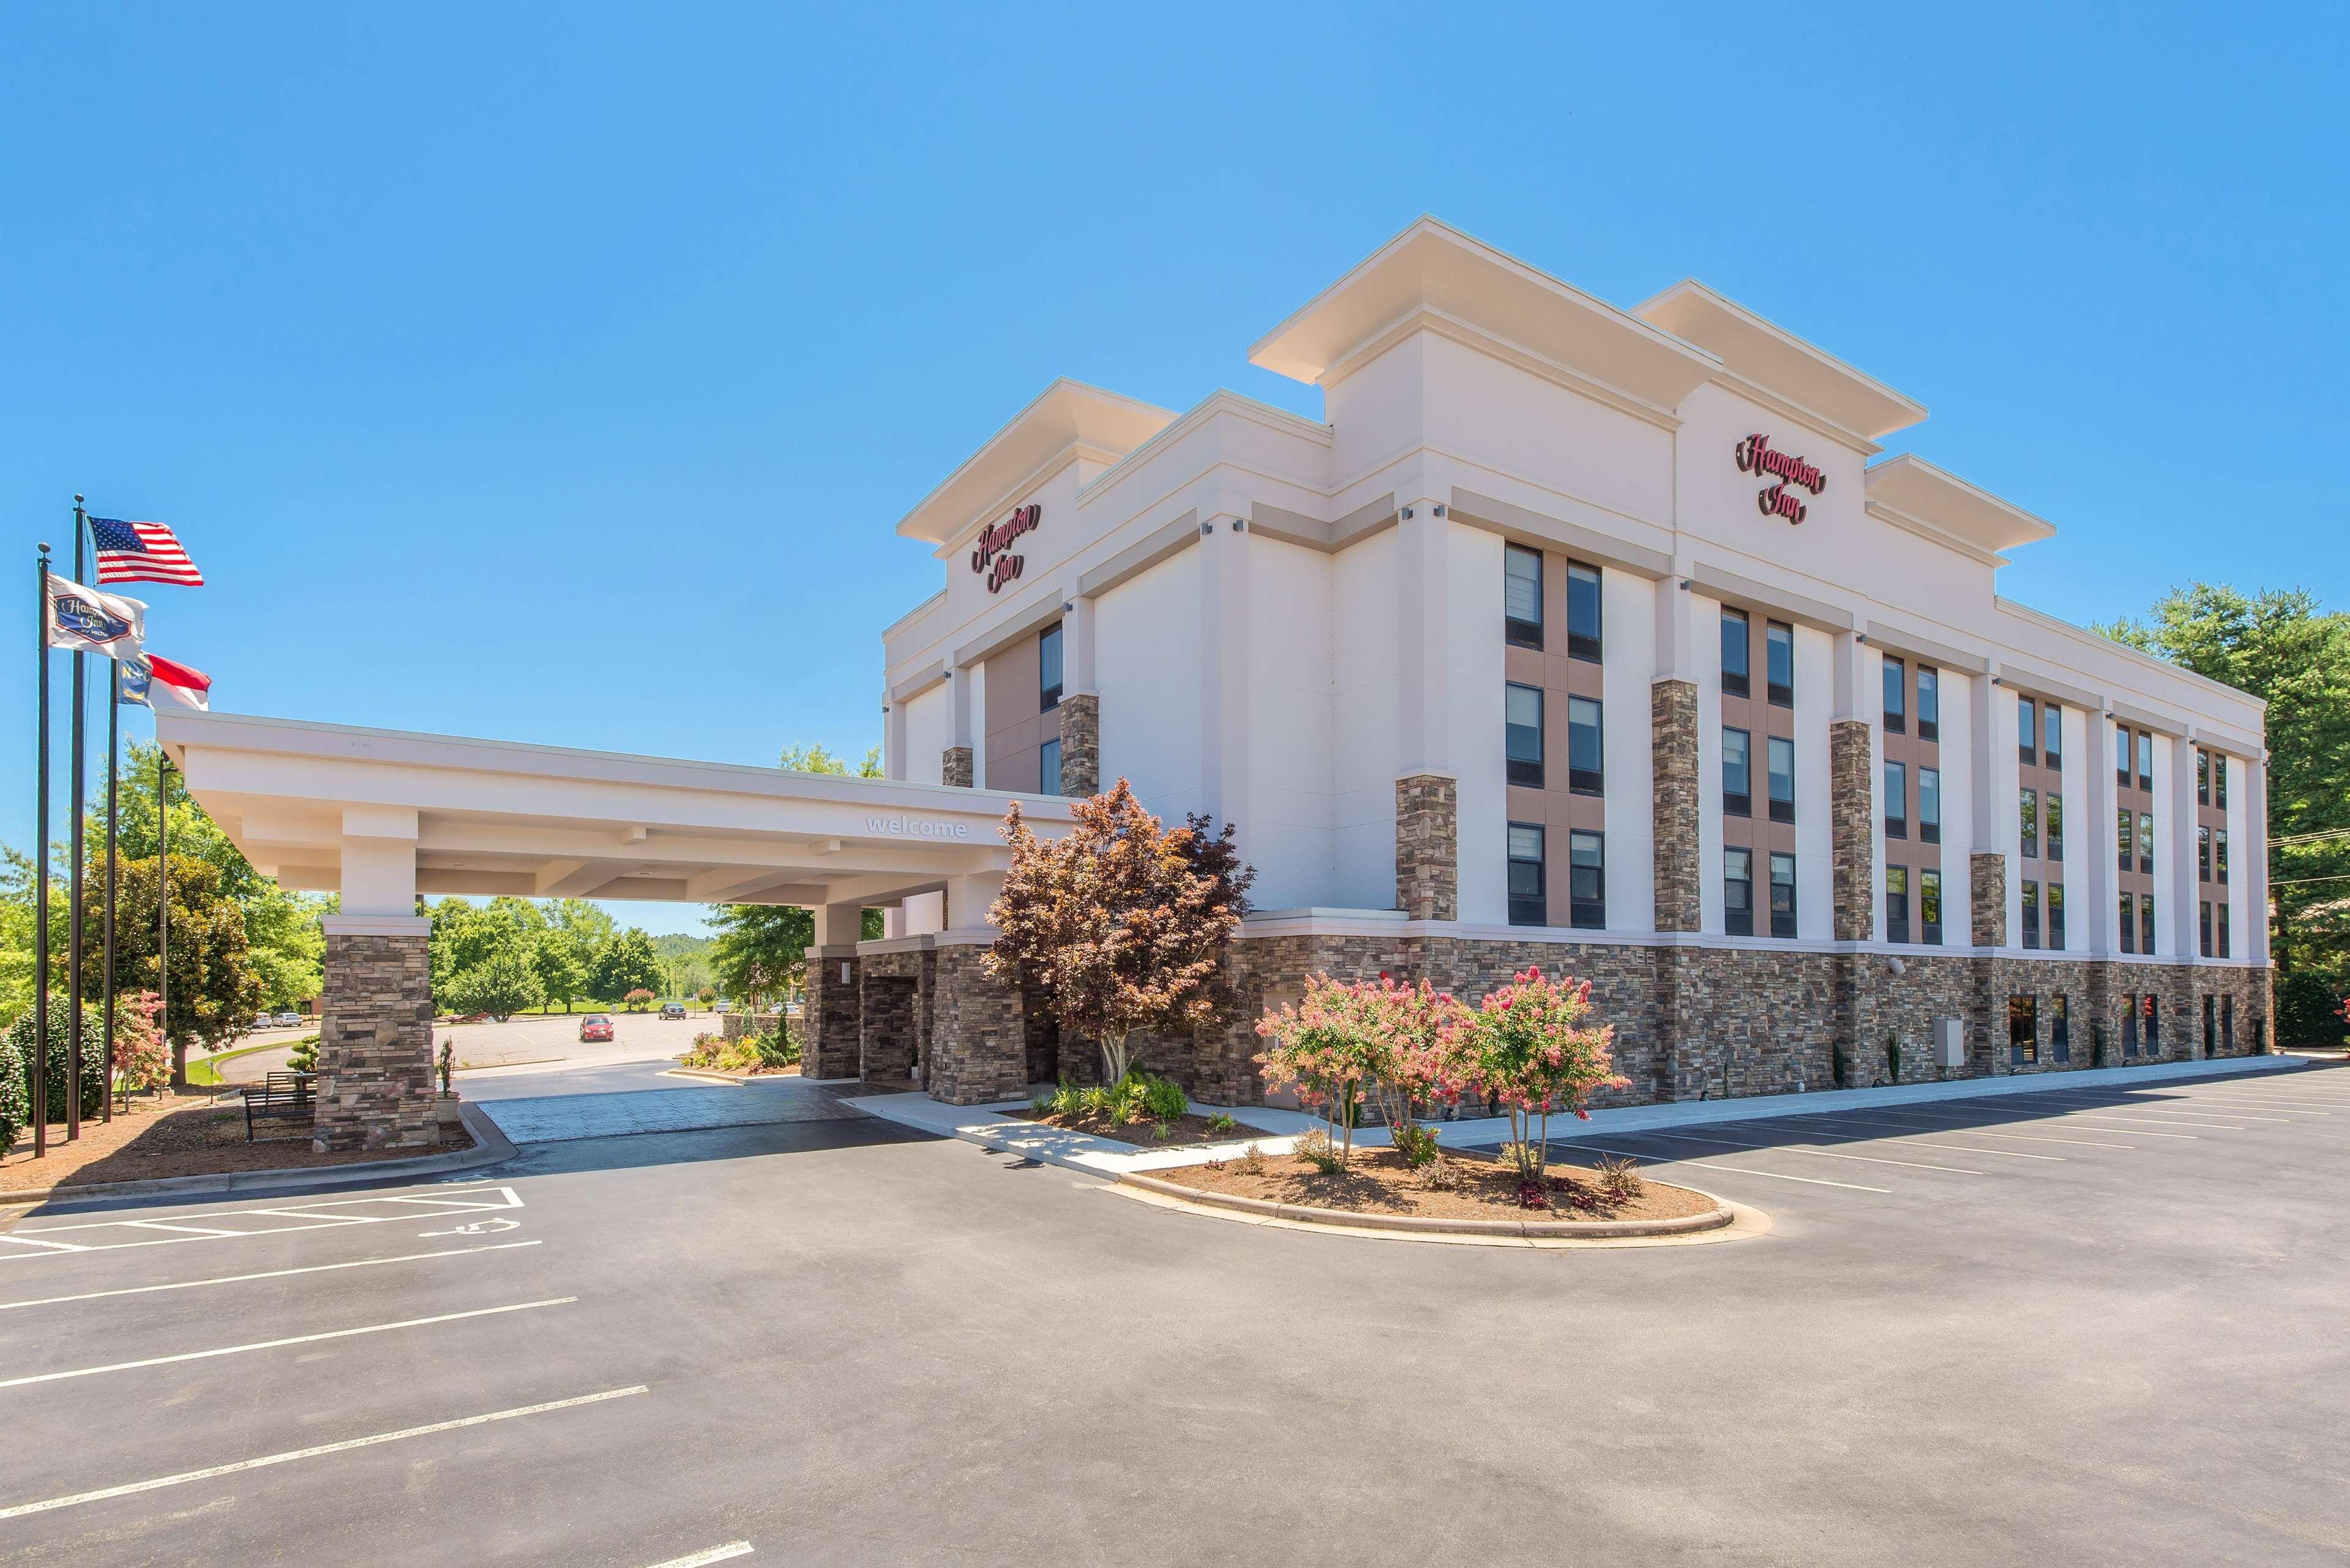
[847,1053,2310,1178]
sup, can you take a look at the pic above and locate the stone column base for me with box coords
[804,949,863,1079]
[1394,774,1458,920]
[941,746,973,788]
[1058,694,1099,797]
[926,943,1028,1105]
[315,927,436,1153]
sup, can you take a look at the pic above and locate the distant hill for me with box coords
[650,931,714,958]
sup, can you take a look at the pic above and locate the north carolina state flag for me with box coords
[122,652,212,711]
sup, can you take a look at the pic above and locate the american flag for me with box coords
[89,516,204,586]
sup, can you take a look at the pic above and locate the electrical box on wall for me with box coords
[1933,1018,1966,1069]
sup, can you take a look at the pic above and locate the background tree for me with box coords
[779,742,883,777]
[986,778,1254,1084]
[707,903,813,1009]
[84,854,264,1083]
[443,946,544,1020]
[594,927,666,1002]
[531,928,591,1014]
[2098,583,2350,1042]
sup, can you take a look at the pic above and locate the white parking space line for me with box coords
[0,1384,649,1521]
[2039,1115,2221,1135]
[1746,1115,2067,1160]
[0,1241,542,1313]
[644,1544,754,1567]
[1836,1111,2135,1149]
[1630,1129,1985,1176]
[1,1186,525,1262]
[1560,1141,1893,1193]
[0,1296,575,1390]
[2161,1097,2330,1115]
[2032,1096,2292,1124]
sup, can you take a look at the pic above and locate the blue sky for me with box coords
[4,3,2342,936]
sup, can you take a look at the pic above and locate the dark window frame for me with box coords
[2216,829,2229,886]
[1768,851,1798,939]
[1919,766,1941,845]
[1720,607,1751,698]
[1722,726,1752,818]
[2043,701,2062,767]
[2218,901,2231,958]
[2046,791,2064,861]
[2119,891,2136,955]
[1039,736,1063,797]
[1565,560,1603,664]
[2018,695,2037,767]
[1037,622,1065,712]
[2009,994,2039,1066]
[1885,864,1910,945]
[1567,828,1605,930]
[1882,655,1906,734]
[1917,666,1940,742]
[1767,734,1796,825]
[2019,786,2039,861]
[1724,847,1754,937]
[1566,695,1604,797]
[1507,821,1547,928]
[1503,543,1543,651]
[1920,868,1943,945]
[2021,879,2041,950]
[1765,621,1795,708]
[1884,759,1907,839]
[2048,883,2066,950]
[1506,681,1544,788]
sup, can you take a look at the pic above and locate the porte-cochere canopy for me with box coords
[157,711,1077,1143]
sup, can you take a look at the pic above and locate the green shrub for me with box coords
[1,997,110,1150]
[1390,1121,1440,1169]
[1295,1129,1345,1174]
[289,1035,320,1073]
[1205,1111,1238,1137]
[1233,1140,1268,1174]
[1595,1152,1645,1202]
[1140,1072,1187,1123]
[1077,1083,1115,1118]
[1049,1079,1082,1118]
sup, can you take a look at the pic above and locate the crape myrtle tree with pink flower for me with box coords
[1446,966,1627,1185]
[1254,973,1469,1168]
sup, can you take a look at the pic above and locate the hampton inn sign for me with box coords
[1735,433,1827,524]
[971,502,1042,592]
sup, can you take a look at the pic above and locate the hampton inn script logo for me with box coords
[1734,433,1826,524]
[970,504,1041,594]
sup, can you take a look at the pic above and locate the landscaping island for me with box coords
[1147,1144,1718,1225]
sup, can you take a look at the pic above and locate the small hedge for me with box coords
[1,997,112,1154]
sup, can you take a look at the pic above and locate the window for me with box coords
[1724,848,1755,936]
[2116,725,2133,790]
[1886,865,1910,944]
[2141,892,2156,956]
[1769,852,1798,939]
[1507,823,1546,927]
[2021,879,2040,949]
[2117,807,2132,872]
[2215,756,2228,808]
[2018,696,2037,767]
[1506,682,1543,786]
[2196,748,2210,806]
[1920,868,1944,945]
[1882,657,1906,734]
[2215,829,2229,886]
[2009,995,2038,1066]
[2122,993,2140,1056]
[1567,696,1604,796]
[1566,561,1603,662]
[2047,793,2064,861]
[2199,898,2212,958]
[1038,623,1064,711]
[2137,731,2154,792]
[2223,993,2234,1050]
[1503,544,1543,649]
[1917,666,1940,742]
[1568,829,1605,929]
[1767,736,1795,824]
[2053,995,2071,1062]
[2048,883,2066,949]
[1039,736,1062,797]
[1919,767,1942,845]
[1884,761,1907,838]
[2145,993,2161,1052]
[2199,825,2211,882]
[2019,787,2039,859]
[2043,702,2062,767]
[2218,902,2231,958]
[2138,812,2154,875]
[2204,992,2216,1055]
[1720,608,1750,697]
[2119,891,2136,954]
[1723,728,1752,817]
[1765,621,1795,707]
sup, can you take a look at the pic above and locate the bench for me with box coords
[241,1072,316,1141]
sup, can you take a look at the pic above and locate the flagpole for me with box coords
[33,544,51,1159]
[160,752,177,1089]
[66,498,87,1140]
[102,657,119,1121]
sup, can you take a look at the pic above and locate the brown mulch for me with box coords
[1010,1106,1277,1148]
[676,1059,804,1079]
[0,1089,474,1195]
[1155,1144,1718,1223]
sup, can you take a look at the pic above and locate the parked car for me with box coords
[713,1001,732,1015]
[274,1012,304,1028]
[578,1014,615,1043]
[660,1002,687,1020]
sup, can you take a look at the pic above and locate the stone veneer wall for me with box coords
[314,931,437,1152]
[1970,854,2008,947]
[1058,695,1099,797]
[924,943,1028,1104]
[859,947,935,1087]
[1651,681,1701,931]
[941,746,973,788]
[803,954,862,1079]
[1828,719,1873,943]
[1394,775,1458,921]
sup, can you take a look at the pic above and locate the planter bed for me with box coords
[1008,1106,1279,1148]
[1140,1145,1721,1230]
[673,1061,804,1081]
[1,1089,476,1196]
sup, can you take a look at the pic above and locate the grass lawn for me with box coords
[187,1036,316,1086]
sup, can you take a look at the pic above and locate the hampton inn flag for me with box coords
[43,577,145,657]
[90,515,204,586]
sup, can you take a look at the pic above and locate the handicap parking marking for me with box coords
[0,1185,526,1261]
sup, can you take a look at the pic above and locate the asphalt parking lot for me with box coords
[1,1062,2343,1566]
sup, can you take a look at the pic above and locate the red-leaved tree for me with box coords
[986,778,1254,1085]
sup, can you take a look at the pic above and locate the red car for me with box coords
[578,1014,615,1042]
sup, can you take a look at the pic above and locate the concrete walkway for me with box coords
[478,1078,859,1144]
[848,1053,2308,1177]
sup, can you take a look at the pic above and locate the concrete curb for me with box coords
[0,1101,518,1211]
[1115,1170,1734,1239]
